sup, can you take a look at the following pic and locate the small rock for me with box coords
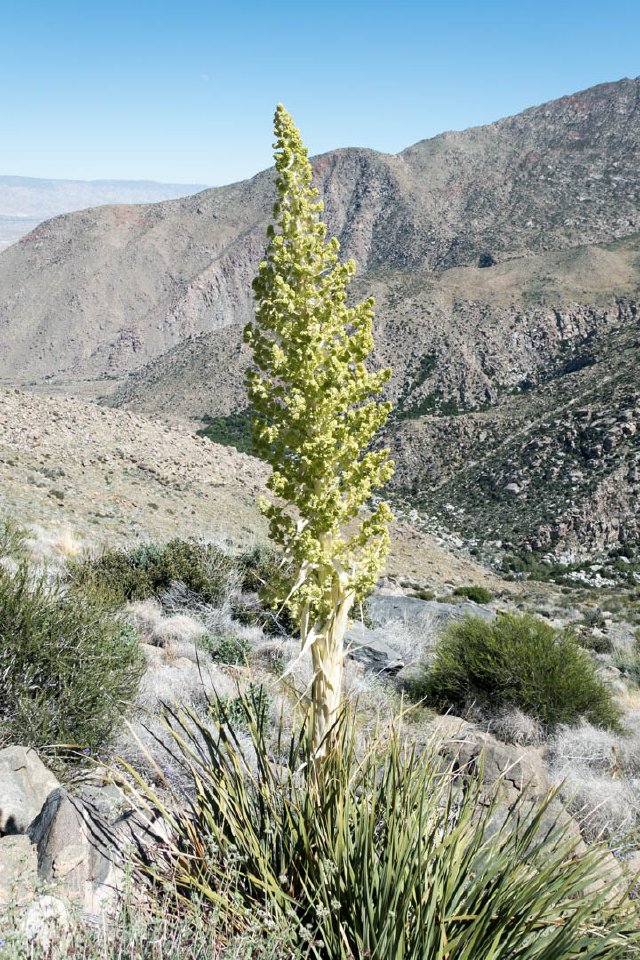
[503,482,521,495]
[0,834,38,907]
[23,895,70,953]
[0,746,60,836]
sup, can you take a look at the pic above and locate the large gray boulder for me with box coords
[27,789,124,917]
[347,595,496,675]
[0,746,60,836]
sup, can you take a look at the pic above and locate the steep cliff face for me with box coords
[391,322,640,558]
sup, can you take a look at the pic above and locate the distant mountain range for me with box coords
[0,77,638,561]
[0,175,209,249]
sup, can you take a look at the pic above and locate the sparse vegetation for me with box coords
[614,633,640,685]
[197,410,255,456]
[69,538,238,606]
[0,563,145,754]
[452,584,493,603]
[0,517,27,560]
[416,612,621,730]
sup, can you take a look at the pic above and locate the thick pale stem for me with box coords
[308,586,355,756]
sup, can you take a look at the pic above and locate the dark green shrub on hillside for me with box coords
[199,633,251,665]
[0,565,145,754]
[0,517,27,559]
[452,584,493,604]
[197,410,255,456]
[233,543,296,635]
[69,538,238,606]
[416,613,620,730]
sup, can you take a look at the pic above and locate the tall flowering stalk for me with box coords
[245,105,394,753]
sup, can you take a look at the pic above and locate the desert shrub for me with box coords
[614,633,640,685]
[197,410,255,457]
[199,633,251,665]
[576,612,613,654]
[125,697,640,960]
[210,684,271,732]
[0,564,145,754]
[416,613,620,730]
[237,542,292,596]
[407,586,436,601]
[233,543,295,635]
[0,517,27,560]
[69,538,238,606]
[452,584,493,604]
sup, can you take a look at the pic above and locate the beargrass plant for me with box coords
[417,612,621,730]
[245,105,394,752]
[0,563,145,755]
[120,693,639,960]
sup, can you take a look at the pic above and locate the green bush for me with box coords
[197,410,255,457]
[233,543,295,635]
[209,684,271,732]
[416,613,620,730]
[199,633,251,665]
[407,587,436,601]
[127,697,639,959]
[0,518,26,560]
[452,584,493,604]
[0,565,145,755]
[69,538,238,606]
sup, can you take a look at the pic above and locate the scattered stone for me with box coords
[0,747,60,836]
[23,895,70,953]
[0,834,38,907]
[27,789,124,916]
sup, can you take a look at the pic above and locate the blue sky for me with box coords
[2,0,638,185]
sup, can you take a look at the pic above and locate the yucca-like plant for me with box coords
[121,695,640,960]
[245,105,394,752]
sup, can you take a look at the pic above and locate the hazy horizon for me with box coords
[2,0,639,184]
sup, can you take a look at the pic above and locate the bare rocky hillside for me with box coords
[0,78,638,387]
[1,77,639,560]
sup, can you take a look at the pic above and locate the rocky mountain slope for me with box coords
[0,175,208,251]
[0,77,638,386]
[392,321,640,560]
[0,77,639,559]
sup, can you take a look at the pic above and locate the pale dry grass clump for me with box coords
[136,657,239,713]
[126,598,208,648]
[489,707,546,747]
[548,718,640,845]
[0,555,19,575]
[23,523,84,562]
[365,617,437,666]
